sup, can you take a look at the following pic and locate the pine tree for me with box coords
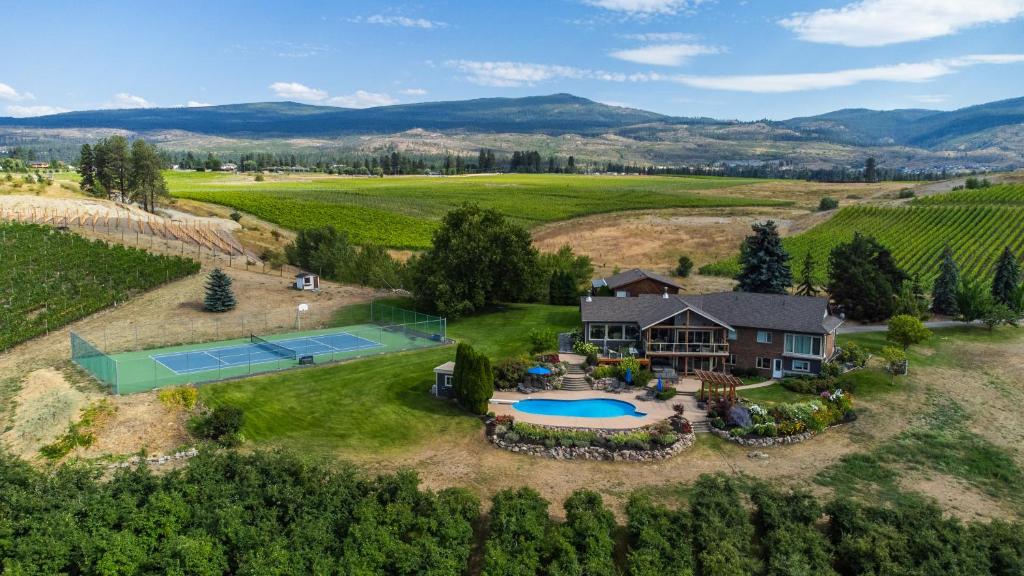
[931,246,960,316]
[78,144,95,192]
[203,268,237,312]
[795,251,819,296]
[990,246,1020,307]
[466,351,494,414]
[736,221,792,294]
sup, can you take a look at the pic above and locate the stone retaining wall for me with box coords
[490,433,695,461]
[710,428,815,447]
[106,448,199,469]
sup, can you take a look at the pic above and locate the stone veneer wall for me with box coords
[487,418,695,461]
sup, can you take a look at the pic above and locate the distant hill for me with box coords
[0,94,670,137]
[1,93,1022,169]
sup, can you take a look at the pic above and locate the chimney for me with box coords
[585,295,593,303]
[662,287,669,299]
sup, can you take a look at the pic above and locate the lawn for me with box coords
[167,172,787,248]
[200,303,579,455]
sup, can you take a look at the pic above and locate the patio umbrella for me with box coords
[526,366,553,376]
[625,367,632,385]
[657,376,663,392]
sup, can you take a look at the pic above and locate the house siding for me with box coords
[729,327,829,376]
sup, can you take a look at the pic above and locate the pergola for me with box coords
[694,369,742,404]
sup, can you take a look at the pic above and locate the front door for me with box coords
[771,358,783,379]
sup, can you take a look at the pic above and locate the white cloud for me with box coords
[355,14,446,29]
[583,0,702,15]
[912,94,950,104]
[446,60,626,87]
[399,88,428,96]
[327,90,398,108]
[0,83,34,102]
[5,104,69,117]
[106,93,155,109]
[620,32,696,42]
[781,0,1024,47]
[186,100,213,107]
[610,43,720,66]
[663,54,1024,92]
[269,81,328,102]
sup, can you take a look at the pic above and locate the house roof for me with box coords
[685,292,839,334]
[295,272,318,278]
[591,268,682,290]
[434,361,456,374]
[580,292,841,335]
[580,294,732,331]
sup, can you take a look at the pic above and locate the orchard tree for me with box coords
[735,221,792,294]
[931,246,960,316]
[880,346,907,382]
[886,315,931,351]
[991,247,1020,307]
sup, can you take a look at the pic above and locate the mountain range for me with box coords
[2,93,1023,170]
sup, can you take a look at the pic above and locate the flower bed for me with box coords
[486,414,695,461]
[709,389,855,447]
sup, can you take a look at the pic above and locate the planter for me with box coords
[487,416,695,461]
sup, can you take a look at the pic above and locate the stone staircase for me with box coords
[561,364,591,391]
[675,388,711,432]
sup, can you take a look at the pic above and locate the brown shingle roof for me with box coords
[593,268,682,290]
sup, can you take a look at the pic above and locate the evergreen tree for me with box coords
[465,351,494,415]
[931,246,960,316]
[452,343,473,405]
[735,221,792,294]
[827,233,906,322]
[795,251,819,297]
[991,247,1020,307]
[864,157,878,183]
[203,268,237,312]
[78,144,95,192]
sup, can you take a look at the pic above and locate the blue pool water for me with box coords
[513,398,646,418]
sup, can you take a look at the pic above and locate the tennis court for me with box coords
[72,304,449,394]
[152,331,381,375]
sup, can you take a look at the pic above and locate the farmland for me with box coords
[703,185,1024,284]
[166,172,787,249]
[0,223,199,351]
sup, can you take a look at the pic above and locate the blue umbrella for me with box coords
[625,367,632,385]
[527,366,553,376]
[657,376,663,392]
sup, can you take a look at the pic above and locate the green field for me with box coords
[0,223,199,352]
[167,172,785,249]
[200,303,579,454]
[703,186,1024,284]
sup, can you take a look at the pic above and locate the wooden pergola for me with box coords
[694,369,742,404]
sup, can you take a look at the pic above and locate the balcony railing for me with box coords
[645,342,729,354]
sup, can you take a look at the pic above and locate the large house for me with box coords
[591,268,681,297]
[579,291,843,378]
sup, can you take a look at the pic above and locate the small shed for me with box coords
[432,361,456,398]
[294,272,320,291]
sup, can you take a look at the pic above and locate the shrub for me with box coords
[655,388,678,401]
[229,210,242,222]
[528,328,557,354]
[157,385,199,410]
[592,365,618,379]
[838,342,869,367]
[676,255,694,278]
[188,405,245,446]
[818,197,839,211]
[573,341,599,357]
[898,189,915,199]
[494,357,529,390]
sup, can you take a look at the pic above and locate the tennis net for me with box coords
[250,334,298,360]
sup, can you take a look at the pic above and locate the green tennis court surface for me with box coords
[73,322,447,394]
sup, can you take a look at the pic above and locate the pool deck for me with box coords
[490,389,677,429]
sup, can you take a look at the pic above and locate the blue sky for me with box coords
[2,0,1023,120]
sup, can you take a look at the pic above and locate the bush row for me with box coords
[499,421,679,451]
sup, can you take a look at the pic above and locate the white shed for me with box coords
[294,272,320,291]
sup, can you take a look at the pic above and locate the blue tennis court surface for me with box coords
[152,331,381,374]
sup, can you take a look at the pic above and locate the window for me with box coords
[756,330,772,344]
[443,374,453,388]
[607,324,624,340]
[589,324,606,340]
[792,360,811,372]
[784,334,822,357]
[756,357,772,369]
[615,290,628,298]
[727,329,737,341]
[625,325,639,340]
[726,354,736,365]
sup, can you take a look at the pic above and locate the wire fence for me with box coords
[71,303,450,394]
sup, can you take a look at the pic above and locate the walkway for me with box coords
[838,319,972,333]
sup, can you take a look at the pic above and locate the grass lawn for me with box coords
[200,303,579,455]
[737,383,810,406]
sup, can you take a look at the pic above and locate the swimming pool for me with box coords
[513,398,646,418]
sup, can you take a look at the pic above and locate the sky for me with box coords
[2,0,1023,120]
